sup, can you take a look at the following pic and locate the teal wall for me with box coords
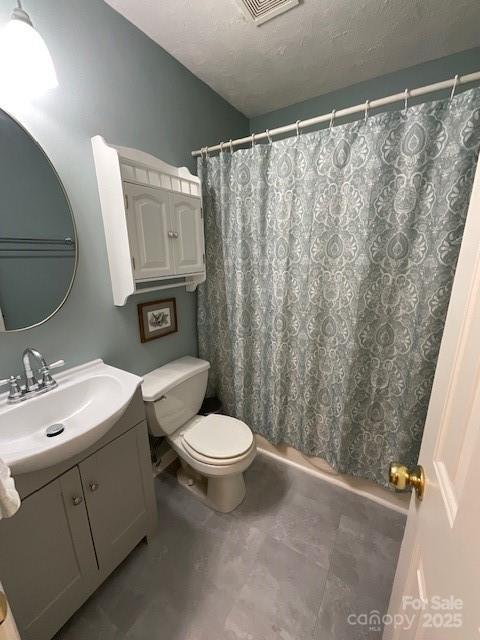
[0,0,248,378]
[250,47,480,134]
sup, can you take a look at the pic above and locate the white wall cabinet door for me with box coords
[124,182,175,280]
[171,193,205,275]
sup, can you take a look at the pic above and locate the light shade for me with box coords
[0,7,58,100]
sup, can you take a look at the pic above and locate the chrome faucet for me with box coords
[0,348,64,404]
[23,347,48,393]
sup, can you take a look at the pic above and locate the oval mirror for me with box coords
[0,109,77,332]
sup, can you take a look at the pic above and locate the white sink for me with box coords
[0,359,142,474]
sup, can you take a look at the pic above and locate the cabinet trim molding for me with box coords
[91,135,205,305]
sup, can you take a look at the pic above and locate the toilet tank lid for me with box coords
[142,356,210,402]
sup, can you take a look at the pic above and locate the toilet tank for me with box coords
[142,356,210,436]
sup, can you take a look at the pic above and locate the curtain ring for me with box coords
[450,74,459,102]
[295,120,301,139]
[251,133,256,149]
[219,141,224,153]
[403,89,409,115]
[229,139,233,153]
[329,109,336,130]
[364,100,370,123]
[266,129,272,144]
[201,146,206,159]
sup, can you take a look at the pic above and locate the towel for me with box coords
[0,459,20,519]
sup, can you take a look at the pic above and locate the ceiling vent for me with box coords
[236,0,300,26]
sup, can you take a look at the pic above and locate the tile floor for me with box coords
[54,454,405,640]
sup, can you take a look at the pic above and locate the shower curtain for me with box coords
[197,87,480,487]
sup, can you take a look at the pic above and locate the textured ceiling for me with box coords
[104,0,480,117]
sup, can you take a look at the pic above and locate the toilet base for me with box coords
[176,461,246,513]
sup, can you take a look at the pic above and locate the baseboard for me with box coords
[256,439,409,515]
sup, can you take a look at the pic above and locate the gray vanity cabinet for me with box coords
[79,424,152,573]
[0,391,157,640]
[0,467,98,640]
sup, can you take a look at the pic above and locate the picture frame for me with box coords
[137,297,178,343]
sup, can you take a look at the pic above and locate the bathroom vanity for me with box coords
[0,388,156,640]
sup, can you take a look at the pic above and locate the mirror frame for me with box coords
[0,106,78,333]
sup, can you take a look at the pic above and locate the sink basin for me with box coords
[0,359,142,474]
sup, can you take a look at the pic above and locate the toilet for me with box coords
[142,356,256,513]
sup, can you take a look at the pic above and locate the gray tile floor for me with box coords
[54,455,405,640]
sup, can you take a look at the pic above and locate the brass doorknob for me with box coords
[389,462,425,500]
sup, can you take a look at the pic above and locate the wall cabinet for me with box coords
[124,183,204,281]
[0,393,156,640]
[92,136,205,305]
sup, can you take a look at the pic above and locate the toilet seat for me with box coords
[181,414,254,463]
[182,438,255,466]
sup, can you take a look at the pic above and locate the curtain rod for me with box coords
[192,71,480,157]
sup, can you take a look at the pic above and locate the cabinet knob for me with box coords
[89,481,99,492]
[168,231,175,238]
[72,495,83,506]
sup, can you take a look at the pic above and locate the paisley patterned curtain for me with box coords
[197,88,480,487]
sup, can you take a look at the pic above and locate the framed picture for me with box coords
[137,298,178,343]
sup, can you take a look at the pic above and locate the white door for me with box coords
[384,163,480,638]
[124,183,175,280]
[171,193,204,275]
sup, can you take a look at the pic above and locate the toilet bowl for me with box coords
[142,356,256,513]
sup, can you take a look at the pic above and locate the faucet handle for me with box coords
[39,359,65,374]
[0,376,23,402]
[48,360,65,370]
[39,359,65,389]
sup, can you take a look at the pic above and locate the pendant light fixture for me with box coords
[0,0,58,100]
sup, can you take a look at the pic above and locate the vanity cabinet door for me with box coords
[79,423,152,573]
[0,467,97,640]
[124,182,175,280]
[171,193,205,274]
